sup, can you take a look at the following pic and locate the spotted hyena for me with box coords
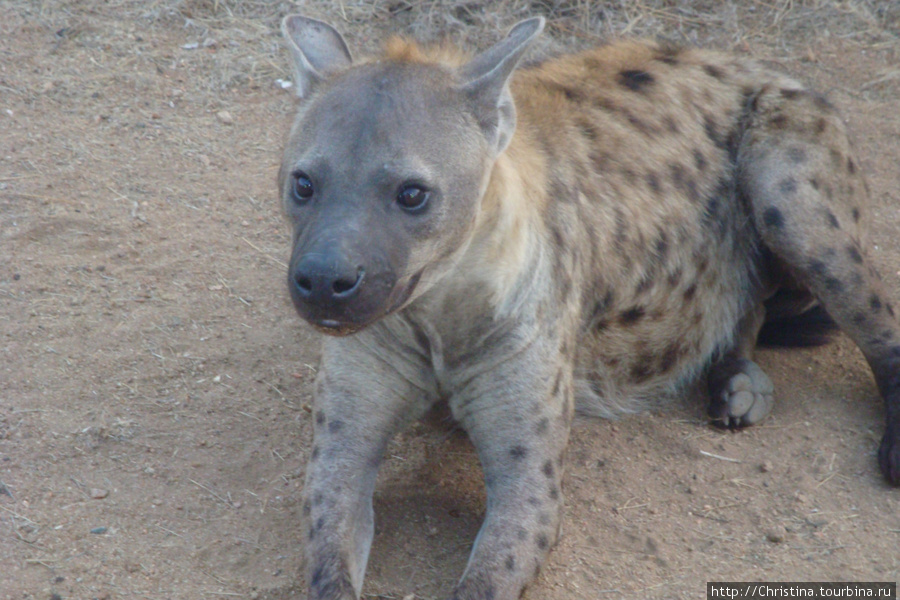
[277,14,900,600]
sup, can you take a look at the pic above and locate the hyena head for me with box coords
[279,15,543,335]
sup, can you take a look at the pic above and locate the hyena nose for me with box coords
[292,255,365,303]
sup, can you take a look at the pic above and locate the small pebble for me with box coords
[90,526,108,535]
[216,110,234,125]
[90,488,109,499]
[759,461,773,473]
[765,525,786,543]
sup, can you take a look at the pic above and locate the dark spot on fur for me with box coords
[887,303,895,318]
[542,460,554,478]
[654,232,670,259]
[703,113,726,148]
[853,312,867,325]
[809,177,820,190]
[315,410,325,425]
[310,446,320,461]
[592,95,619,114]
[847,157,856,174]
[646,171,662,194]
[536,534,549,550]
[847,244,863,264]
[763,207,784,229]
[656,44,681,65]
[548,486,559,500]
[693,148,707,172]
[591,151,611,171]
[549,223,564,249]
[780,88,801,99]
[667,267,683,287]
[770,114,788,129]
[809,259,827,277]
[551,371,562,396]
[618,69,654,92]
[548,82,584,103]
[660,343,681,373]
[825,276,843,293]
[663,115,679,133]
[505,555,516,571]
[852,207,861,222]
[536,417,550,435]
[327,419,344,433]
[826,211,840,229]
[683,282,698,301]
[779,177,798,195]
[302,499,311,516]
[703,64,725,79]
[815,117,827,135]
[630,361,653,382]
[625,110,657,136]
[620,306,645,325]
[510,445,528,460]
[578,120,599,142]
[669,162,688,193]
[591,289,614,322]
[871,295,883,312]
[787,146,807,163]
[635,275,654,295]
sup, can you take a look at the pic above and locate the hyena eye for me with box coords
[291,171,314,202]
[396,184,430,212]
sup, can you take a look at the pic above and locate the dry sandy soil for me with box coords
[2,1,900,599]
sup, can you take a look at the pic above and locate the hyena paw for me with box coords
[878,422,900,485]
[708,359,774,428]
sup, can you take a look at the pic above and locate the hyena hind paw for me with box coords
[708,359,774,428]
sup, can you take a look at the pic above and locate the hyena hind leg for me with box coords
[740,86,900,483]
[708,303,774,428]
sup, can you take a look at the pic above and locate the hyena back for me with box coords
[278,15,900,600]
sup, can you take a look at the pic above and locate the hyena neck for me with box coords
[465,126,551,317]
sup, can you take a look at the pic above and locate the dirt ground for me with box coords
[2,1,900,599]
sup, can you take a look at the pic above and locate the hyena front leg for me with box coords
[448,347,573,600]
[303,333,435,599]
[708,303,774,427]
[741,85,900,483]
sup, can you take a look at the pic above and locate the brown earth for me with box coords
[1,2,899,599]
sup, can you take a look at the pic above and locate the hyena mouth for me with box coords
[307,270,424,336]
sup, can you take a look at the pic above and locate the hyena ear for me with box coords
[281,15,353,98]
[460,17,545,155]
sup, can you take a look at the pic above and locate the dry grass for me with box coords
[7,0,898,94]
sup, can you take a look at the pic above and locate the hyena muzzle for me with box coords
[276,14,900,600]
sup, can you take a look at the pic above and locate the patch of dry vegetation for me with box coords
[6,0,897,95]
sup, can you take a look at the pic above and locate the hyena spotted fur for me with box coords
[277,15,900,600]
